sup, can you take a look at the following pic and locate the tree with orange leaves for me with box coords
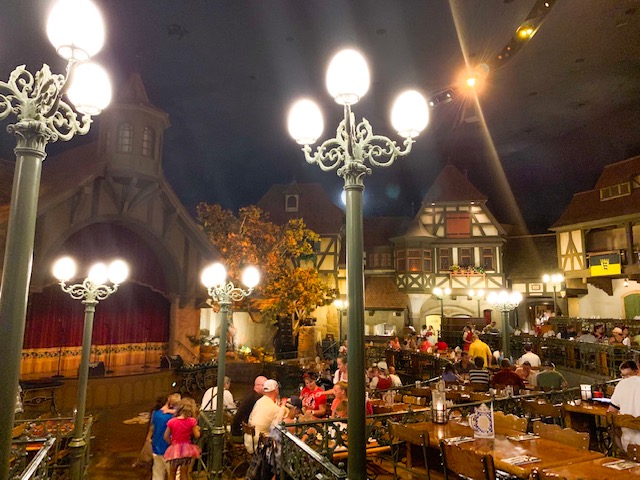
[197,203,335,330]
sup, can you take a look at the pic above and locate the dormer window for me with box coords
[600,182,630,201]
[142,127,155,158]
[117,123,133,153]
[285,194,299,212]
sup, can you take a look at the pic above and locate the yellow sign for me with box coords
[589,253,621,276]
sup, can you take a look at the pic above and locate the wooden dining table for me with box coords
[539,456,640,479]
[404,420,604,478]
[563,401,610,451]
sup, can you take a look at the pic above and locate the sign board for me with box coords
[589,253,621,276]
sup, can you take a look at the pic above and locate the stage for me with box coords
[19,363,178,414]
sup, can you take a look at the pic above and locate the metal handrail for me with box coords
[17,437,55,480]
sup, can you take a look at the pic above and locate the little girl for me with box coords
[163,397,201,480]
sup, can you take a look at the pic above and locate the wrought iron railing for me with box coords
[10,416,92,479]
[13,437,55,480]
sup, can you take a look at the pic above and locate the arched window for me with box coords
[142,127,155,158]
[117,123,133,153]
[285,194,299,212]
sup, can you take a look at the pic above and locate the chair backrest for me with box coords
[440,440,495,480]
[522,399,563,424]
[389,421,428,447]
[629,444,640,461]
[533,423,590,450]
[242,421,256,451]
[470,382,489,392]
[494,411,527,433]
[611,413,640,430]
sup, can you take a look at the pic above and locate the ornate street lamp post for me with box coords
[53,257,128,480]
[0,1,111,475]
[433,287,452,320]
[487,290,522,359]
[468,289,485,318]
[333,298,348,344]
[542,273,564,316]
[288,48,429,480]
[201,263,259,479]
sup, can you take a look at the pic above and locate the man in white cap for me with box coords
[245,379,286,453]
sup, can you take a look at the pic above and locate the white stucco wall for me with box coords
[575,278,639,319]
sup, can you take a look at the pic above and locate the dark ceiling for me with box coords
[1,0,639,233]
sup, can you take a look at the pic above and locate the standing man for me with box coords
[231,375,266,436]
[147,392,181,480]
[468,334,492,369]
[517,344,541,368]
[608,361,640,451]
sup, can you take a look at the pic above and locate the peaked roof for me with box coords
[117,72,152,105]
[363,216,411,247]
[256,182,344,233]
[421,164,488,204]
[502,234,558,280]
[364,276,408,310]
[552,155,640,229]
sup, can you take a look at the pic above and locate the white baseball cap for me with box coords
[262,379,279,393]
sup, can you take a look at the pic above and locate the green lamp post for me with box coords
[487,290,522,359]
[201,263,260,479]
[0,1,111,476]
[53,257,128,480]
[287,48,429,480]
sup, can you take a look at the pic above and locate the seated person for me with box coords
[300,372,327,418]
[454,352,473,377]
[536,360,568,390]
[330,382,348,417]
[482,321,500,334]
[435,338,448,352]
[491,359,525,390]
[515,361,538,387]
[388,366,402,388]
[441,363,458,383]
[468,356,490,388]
[419,337,433,352]
[388,336,401,351]
[369,362,393,390]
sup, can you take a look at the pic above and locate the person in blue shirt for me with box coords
[146,393,181,480]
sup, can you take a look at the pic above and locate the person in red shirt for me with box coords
[435,339,448,352]
[300,371,327,418]
[463,325,473,351]
[491,359,525,390]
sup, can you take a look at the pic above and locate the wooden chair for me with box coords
[610,413,640,458]
[470,382,489,392]
[494,411,527,433]
[522,399,564,427]
[241,422,257,454]
[440,440,495,480]
[388,421,430,480]
[533,423,590,450]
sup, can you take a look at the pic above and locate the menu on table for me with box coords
[502,455,541,465]
[602,459,640,470]
[444,436,475,445]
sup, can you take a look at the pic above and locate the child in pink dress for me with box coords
[163,397,201,480]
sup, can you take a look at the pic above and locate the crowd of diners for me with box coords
[141,321,640,480]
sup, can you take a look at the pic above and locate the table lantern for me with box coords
[580,384,592,401]
[431,390,447,424]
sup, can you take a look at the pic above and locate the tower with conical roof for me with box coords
[97,73,170,178]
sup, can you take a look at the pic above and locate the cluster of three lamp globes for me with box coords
[47,0,112,114]
[201,263,260,290]
[52,257,129,285]
[287,49,430,144]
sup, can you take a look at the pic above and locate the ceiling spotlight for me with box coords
[466,76,477,88]
[517,24,535,38]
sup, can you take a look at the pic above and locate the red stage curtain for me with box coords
[24,222,173,348]
[24,282,170,348]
